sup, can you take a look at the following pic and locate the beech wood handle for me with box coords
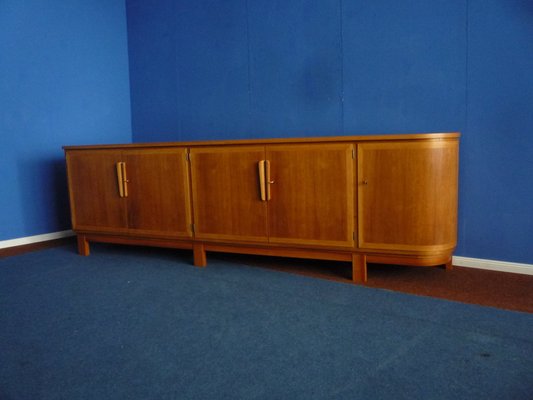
[258,160,266,201]
[121,162,128,198]
[116,162,124,198]
[265,160,272,201]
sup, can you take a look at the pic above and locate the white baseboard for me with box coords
[0,230,75,249]
[453,256,533,276]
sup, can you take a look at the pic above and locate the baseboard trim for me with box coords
[453,256,533,276]
[0,230,75,249]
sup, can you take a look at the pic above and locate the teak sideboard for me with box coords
[64,133,459,283]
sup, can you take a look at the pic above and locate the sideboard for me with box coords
[64,133,459,283]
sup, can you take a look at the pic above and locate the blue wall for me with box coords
[127,0,466,141]
[3,0,530,265]
[463,0,533,263]
[0,0,132,241]
[127,0,533,264]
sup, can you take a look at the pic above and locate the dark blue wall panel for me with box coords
[175,0,251,141]
[128,0,251,142]
[460,0,533,263]
[247,0,343,137]
[126,0,533,264]
[0,1,131,240]
[342,0,466,134]
[126,0,181,141]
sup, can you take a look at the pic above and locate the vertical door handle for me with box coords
[265,160,273,201]
[116,162,125,198]
[116,162,129,198]
[258,160,266,201]
[121,162,128,198]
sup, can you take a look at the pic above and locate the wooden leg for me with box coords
[77,235,90,256]
[193,243,207,267]
[352,253,367,284]
[445,257,453,271]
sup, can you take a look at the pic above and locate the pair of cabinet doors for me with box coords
[66,148,192,238]
[190,144,354,248]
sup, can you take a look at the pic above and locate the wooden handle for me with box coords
[116,162,124,197]
[121,162,128,198]
[258,160,266,201]
[265,160,272,201]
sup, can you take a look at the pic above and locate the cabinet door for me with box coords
[357,140,458,252]
[266,144,355,248]
[189,146,268,242]
[124,148,192,238]
[66,150,127,232]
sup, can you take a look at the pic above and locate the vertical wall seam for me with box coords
[245,0,253,133]
[465,0,469,134]
[174,1,183,138]
[339,0,345,135]
[460,0,470,255]
[123,2,135,143]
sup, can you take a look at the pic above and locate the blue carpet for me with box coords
[1,244,532,400]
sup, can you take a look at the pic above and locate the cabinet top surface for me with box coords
[63,132,460,151]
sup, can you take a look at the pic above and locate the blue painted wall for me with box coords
[127,0,466,141]
[4,0,529,265]
[462,0,533,263]
[0,1,132,241]
[127,0,533,264]
[342,1,466,133]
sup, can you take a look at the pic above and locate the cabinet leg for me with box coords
[77,235,90,256]
[352,253,367,284]
[445,257,453,271]
[193,243,207,267]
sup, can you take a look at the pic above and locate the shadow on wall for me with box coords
[17,156,71,235]
[517,0,533,15]
[298,55,340,109]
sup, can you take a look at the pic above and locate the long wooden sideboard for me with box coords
[64,133,459,283]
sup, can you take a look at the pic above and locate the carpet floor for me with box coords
[220,253,533,313]
[1,244,532,399]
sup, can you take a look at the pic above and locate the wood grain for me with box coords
[189,146,268,242]
[63,132,460,150]
[357,139,458,253]
[266,143,355,247]
[66,150,128,231]
[124,148,192,238]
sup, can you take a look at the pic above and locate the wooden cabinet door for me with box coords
[66,150,127,232]
[124,148,192,238]
[189,146,268,242]
[357,140,458,252]
[266,144,355,248]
